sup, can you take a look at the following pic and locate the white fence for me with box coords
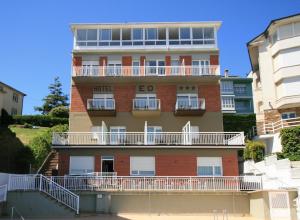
[50,176,262,192]
[0,184,7,202]
[52,132,245,146]
[8,174,80,214]
[133,99,160,110]
[87,98,115,110]
[175,98,205,110]
[255,117,300,135]
[73,65,220,77]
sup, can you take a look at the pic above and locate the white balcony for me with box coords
[72,65,220,77]
[175,98,205,116]
[87,98,116,116]
[132,98,161,117]
[52,131,245,147]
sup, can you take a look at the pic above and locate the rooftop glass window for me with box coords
[76,29,98,46]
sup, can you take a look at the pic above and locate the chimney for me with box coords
[224,69,229,77]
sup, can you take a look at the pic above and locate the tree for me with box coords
[49,106,69,118]
[279,126,300,161]
[244,140,265,162]
[35,77,69,114]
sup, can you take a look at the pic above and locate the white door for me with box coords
[182,121,191,145]
[269,192,291,220]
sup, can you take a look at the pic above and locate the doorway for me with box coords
[101,156,114,173]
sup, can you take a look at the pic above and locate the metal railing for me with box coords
[73,65,220,77]
[11,207,25,220]
[0,184,7,202]
[87,98,115,110]
[52,132,245,146]
[175,98,205,110]
[133,99,160,110]
[255,116,300,135]
[50,176,262,192]
[8,174,80,214]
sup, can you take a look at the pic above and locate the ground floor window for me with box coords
[197,157,222,176]
[130,156,155,176]
[69,156,94,175]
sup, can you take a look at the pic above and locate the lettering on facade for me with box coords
[177,85,197,93]
[137,85,155,93]
[93,86,113,94]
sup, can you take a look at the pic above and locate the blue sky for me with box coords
[0,0,299,114]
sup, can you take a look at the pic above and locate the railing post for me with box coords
[189,177,192,190]
[39,175,42,191]
[7,174,11,191]
[76,197,80,215]
[213,176,215,191]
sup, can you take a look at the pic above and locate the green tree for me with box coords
[279,126,300,161]
[244,140,265,162]
[49,106,69,118]
[35,77,69,114]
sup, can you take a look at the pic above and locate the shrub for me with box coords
[49,106,69,118]
[1,109,14,126]
[13,115,68,127]
[30,124,68,167]
[244,140,265,162]
[223,114,256,138]
[280,126,300,161]
[23,123,33,128]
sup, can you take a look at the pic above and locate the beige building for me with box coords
[247,14,300,153]
[0,81,26,116]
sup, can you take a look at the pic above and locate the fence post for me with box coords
[7,174,11,191]
[76,197,80,215]
[39,175,42,191]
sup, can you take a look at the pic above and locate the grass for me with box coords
[9,125,49,145]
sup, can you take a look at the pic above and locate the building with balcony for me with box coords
[43,21,246,180]
[247,13,300,153]
[0,81,26,116]
[220,73,254,114]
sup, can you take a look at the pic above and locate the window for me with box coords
[180,28,190,39]
[147,126,162,144]
[122,28,131,45]
[221,81,234,93]
[176,94,199,109]
[133,28,143,45]
[235,101,249,112]
[221,97,235,110]
[281,112,296,120]
[12,93,19,102]
[107,61,122,76]
[197,157,222,176]
[130,156,155,176]
[171,60,180,75]
[234,84,247,95]
[192,27,215,45]
[192,60,210,75]
[82,61,99,76]
[169,28,179,45]
[76,29,98,46]
[145,28,157,40]
[132,61,140,75]
[111,29,120,45]
[145,60,165,75]
[110,126,126,144]
[278,23,293,40]
[69,156,94,175]
[91,94,114,110]
[134,94,158,110]
[102,156,114,173]
[295,22,300,36]
[99,29,111,46]
[203,27,214,44]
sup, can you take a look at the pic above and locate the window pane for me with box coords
[87,29,97,40]
[169,28,179,39]
[158,28,166,40]
[180,28,190,39]
[112,29,120,40]
[204,28,214,39]
[192,28,203,39]
[198,166,213,176]
[279,24,293,40]
[122,28,131,40]
[100,29,111,41]
[295,22,300,36]
[133,28,143,40]
[77,29,86,41]
[146,28,157,40]
[214,166,222,176]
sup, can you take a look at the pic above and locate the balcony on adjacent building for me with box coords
[72,65,220,77]
[52,131,244,147]
[132,98,161,117]
[87,98,116,116]
[174,98,205,116]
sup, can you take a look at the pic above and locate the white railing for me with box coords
[133,99,160,110]
[8,174,80,214]
[87,98,115,110]
[69,172,117,177]
[52,132,245,146]
[73,65,220,77]
[50,176,262,192]
[175,98,205,110]
[255,116,300,135]
[0,184,7,202]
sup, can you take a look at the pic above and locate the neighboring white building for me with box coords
[247,14,300,154]
[0,81,26,116]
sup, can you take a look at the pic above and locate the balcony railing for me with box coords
[50,176,262,192]
[133,99,160,110]
[73,65,220,77]
[254,116,300,136]
[52,132,244,146]
[87,98,115,110]
[175,98,205,110]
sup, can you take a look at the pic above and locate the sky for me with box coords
[0,0,299,114]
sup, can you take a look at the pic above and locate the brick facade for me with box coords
[198,84,221,112]
[222,154,239,176]
[58,152,69,176]
[114,154,130,176]
[95,155,101,172]
[156,155,197,176]
[165,56,171,76]
[99,56,108,66]
[210,55,219,65]
[156,84,177,112]
[114,85,136,112]
[70,85,91,112]
[72,56,82,66]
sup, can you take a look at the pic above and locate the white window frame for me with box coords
[130,156,155,176]
[69,156,95,175]
[221,81,234,94]
[147,126,162,144]
[110,126,126,144]
[197,157,223,176]
[176,93,199,109]
[221,96,235,110]
[281,112,296,120]
[134,94,158,110]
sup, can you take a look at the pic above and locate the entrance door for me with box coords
[269,192,291,220]
[182,121,191,145]
[101,156,114,173]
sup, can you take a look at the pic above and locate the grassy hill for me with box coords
[9,126,49,145]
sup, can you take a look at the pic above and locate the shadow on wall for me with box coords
[0,125,34,174]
